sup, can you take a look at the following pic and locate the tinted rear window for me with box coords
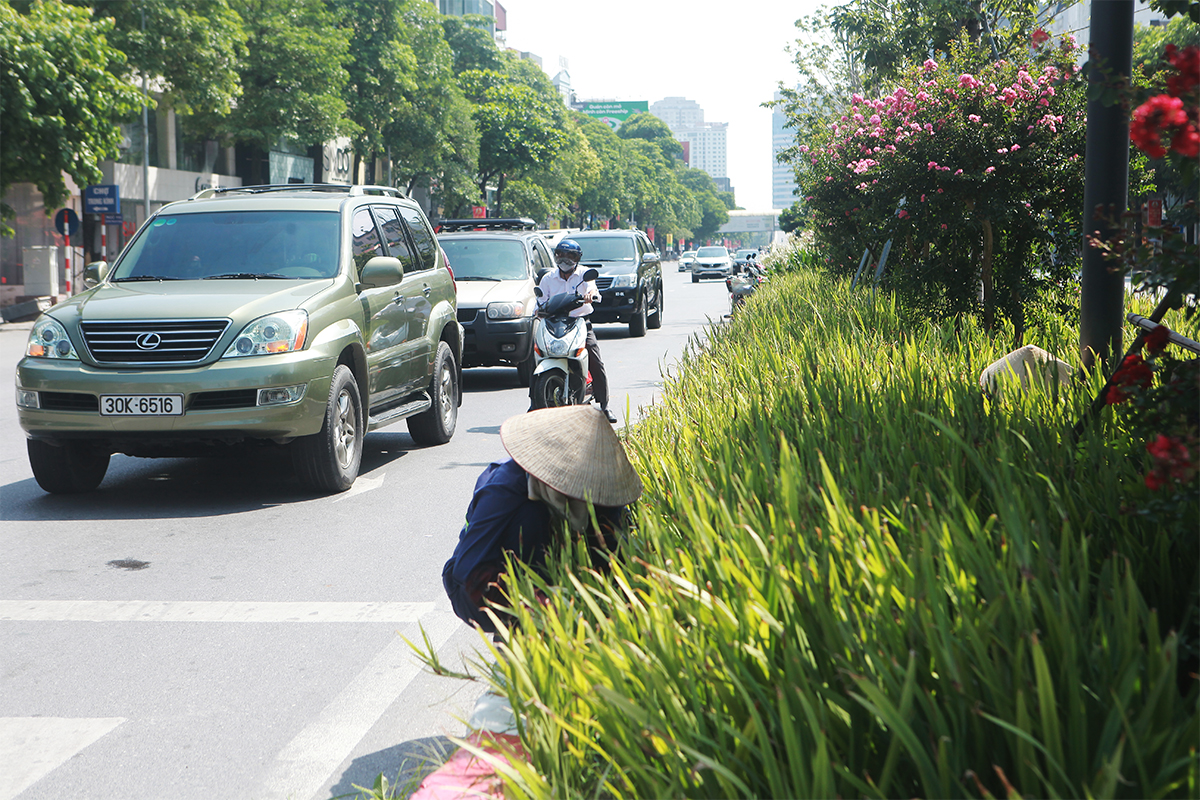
[439,239,529,281]
[573,237,637,262]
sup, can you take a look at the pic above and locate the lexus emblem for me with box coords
[135,332,162,350]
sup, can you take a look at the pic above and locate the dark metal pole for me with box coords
[1079,0,1134,371]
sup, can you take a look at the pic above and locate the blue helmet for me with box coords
[553,239,582,268]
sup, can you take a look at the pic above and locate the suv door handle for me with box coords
[422,286,432,297]
[392,293,405,306]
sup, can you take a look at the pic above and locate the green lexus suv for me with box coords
[15,184,463,494]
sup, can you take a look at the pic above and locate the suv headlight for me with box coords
[486,301,526,320]
[610,274,636,288]
[223,310,308,358]
[26,316,79,360]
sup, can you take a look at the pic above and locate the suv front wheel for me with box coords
[408,341,459,446]
[27,439,110,494]
[293,364,363,492]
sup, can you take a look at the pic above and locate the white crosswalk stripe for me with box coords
[0,600,434,624]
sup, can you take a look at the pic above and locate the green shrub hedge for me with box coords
[474,265,1199,799]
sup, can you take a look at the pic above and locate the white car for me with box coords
[691,246,733,282]
[678,250,697,272]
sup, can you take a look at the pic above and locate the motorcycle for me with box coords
[726,257,767,313]
[529,268,599,409]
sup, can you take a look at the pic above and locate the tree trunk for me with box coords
[981,218,995,331]
[495,173,506,217]
[966,0,982,43]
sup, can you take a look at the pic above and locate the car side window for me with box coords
[531,240,551,276]
[398,207,436,273]
[372,206,415,273]
[351,208,383,274]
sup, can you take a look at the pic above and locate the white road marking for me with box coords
[251,611,462,800]
[0,600,434,624]
[0,717,126,800]
[331,474,385,503]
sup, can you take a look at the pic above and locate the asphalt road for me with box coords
[0,264,732,800]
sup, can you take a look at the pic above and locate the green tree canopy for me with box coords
[618,111,684,161]
[335,0,417,180]
[1,0,141,229]
[573,112,626,226]
[678,167,730,242]
[223,0,352,173]
[458,68,566,215]
[83,0,246,121]
[440,13,504,74]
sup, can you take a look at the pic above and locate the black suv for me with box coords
[568,230,663,337]
[436,218,554,386]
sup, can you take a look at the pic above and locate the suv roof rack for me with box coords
[190,184,405,200]
[437,218,537,232]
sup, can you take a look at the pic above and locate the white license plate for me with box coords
[99,394,183,416]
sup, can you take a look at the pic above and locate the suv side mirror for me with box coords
[643,251,660,264]
[358,256,403,290]
[83,261,110,288]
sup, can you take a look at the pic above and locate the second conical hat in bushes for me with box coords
[500,406,643,507]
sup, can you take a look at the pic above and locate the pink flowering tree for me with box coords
[793,34,1087,340]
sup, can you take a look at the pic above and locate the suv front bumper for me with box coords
[591,288,638,323]
[457,310,534,366]
[16,349,336,448]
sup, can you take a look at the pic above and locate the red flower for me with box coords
[1145,470,1165,491]
[1165,44,1200,98]
[1130,95,1189,159]
[1145,434,1195,489]
[1031,28,1051,47]
[1145,324,1171,356]
[1114,354,1154,387]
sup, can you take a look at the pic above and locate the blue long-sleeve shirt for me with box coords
[442,458,551,630]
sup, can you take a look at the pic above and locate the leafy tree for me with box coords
[678,167,729,242]
[223,0,353,182]
[616,111,683,161]
[778,201,807,233]
[458,68,565,215]
[1,0,141,230]
[509,118,600,224]
[374,0,479,210]
[573,112,626,227]
[334,0,417,182]
[81,0,246,122]
[440,13,504,74]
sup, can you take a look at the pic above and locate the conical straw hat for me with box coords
[500,406,643,507]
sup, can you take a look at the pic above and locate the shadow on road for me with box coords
[328,735,457,799]
[2,431,422,521]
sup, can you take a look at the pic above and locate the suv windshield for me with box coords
[112,211,341,281]
[440,239,529,281]
[697,247,728,258]
[573,237,637,262]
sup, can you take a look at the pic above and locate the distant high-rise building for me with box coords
[1046,0,1164,57]
[649,97,728,184]
[772,90,798,211]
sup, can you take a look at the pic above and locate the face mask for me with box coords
[528,474,590,533]
[555,257,577,272]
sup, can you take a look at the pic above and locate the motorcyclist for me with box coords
[535,239,617,424]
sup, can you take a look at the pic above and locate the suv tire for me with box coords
[628,296,647,338]
[691,273,700,284]
[408,341,459,446]
[293,364,363,492]
[648,284,663,329]
[27,440,110,494]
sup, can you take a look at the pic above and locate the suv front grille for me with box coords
[457,308,479,324]
[81,319,230,364]
[595,277,613,291]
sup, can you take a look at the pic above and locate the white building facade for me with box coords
[649,97,729,184]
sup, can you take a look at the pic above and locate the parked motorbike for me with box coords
[726,257,767,313]
[529,268,599,409]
